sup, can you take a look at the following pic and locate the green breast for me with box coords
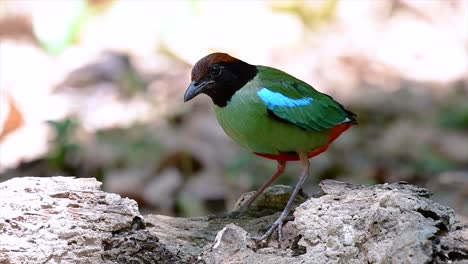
[214,81,329,155]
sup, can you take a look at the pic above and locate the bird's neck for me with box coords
[207,62,258,107]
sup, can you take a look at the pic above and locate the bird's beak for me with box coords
[184,80,213,102]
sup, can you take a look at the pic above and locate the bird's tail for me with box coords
[345,109,358,125]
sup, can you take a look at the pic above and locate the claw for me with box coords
[252,215,288,242]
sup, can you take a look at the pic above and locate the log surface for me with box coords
[0,177,466,264]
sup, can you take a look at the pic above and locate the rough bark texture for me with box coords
[0,177,466,264]
[0,177,142,264]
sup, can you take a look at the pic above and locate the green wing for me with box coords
[256,66,354,131]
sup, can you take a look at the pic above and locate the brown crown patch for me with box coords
[191,53,238,81]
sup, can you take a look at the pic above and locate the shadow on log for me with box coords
[0,177,466,263]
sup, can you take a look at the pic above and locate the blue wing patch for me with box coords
[256,87,349,131]
[257,88,314,108]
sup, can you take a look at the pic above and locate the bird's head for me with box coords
[184,53,257,107]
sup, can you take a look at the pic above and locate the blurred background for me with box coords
[0,0,467,219]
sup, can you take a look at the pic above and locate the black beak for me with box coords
[184,80,213,102]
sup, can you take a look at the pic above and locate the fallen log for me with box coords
[0,177,466,263]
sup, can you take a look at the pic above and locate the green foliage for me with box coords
[35,0,88,55]
[418,155,455,174]
[415,147,456,174]
[117,65,147,98]
[176,192,205,217]
[96,123,162,168]
[270,0,337,30]
[438,91,468,130]
[188,0,202,16]
[46,118,80,170]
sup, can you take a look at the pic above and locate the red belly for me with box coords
[254,122,354,161]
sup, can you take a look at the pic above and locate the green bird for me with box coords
[184,53,357,241]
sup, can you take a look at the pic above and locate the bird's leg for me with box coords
[208,160,286,220]
[253,152,309,242]
[237,160,287,213]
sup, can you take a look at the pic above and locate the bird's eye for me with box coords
[210,65,222,77]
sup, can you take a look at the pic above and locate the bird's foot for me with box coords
[252,215,294,243]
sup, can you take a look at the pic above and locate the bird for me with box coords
[184,53,357,242]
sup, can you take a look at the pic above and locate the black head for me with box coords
[184,53,257,107]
